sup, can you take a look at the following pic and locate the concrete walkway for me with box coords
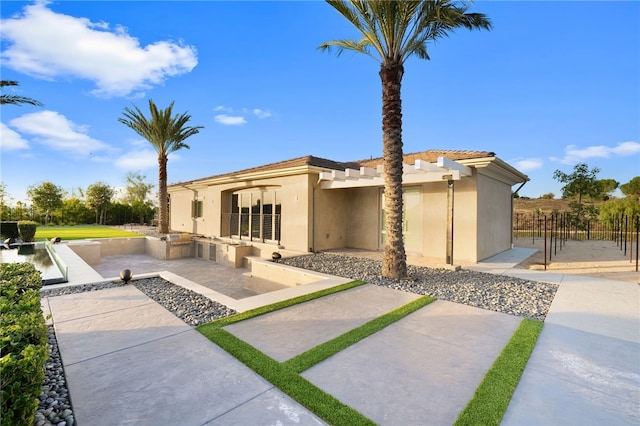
[41,248,640,425]
[470,250,640,426]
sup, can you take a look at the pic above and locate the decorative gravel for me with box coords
[281,253,558,321]
[33,326,74,426]
[132,278,236,326]
[41,277,236,327]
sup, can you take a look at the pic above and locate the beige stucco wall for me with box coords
[419,182,448,262]
[345,187,380,250]
[450,175,480,264]
[311,181,349,251]
[475,172,514,261]
[169,174,315,254]
[168,163,521,264]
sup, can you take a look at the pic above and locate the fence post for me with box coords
[544,215,547,271]
[624,215,628,256]
[635,215,639,272]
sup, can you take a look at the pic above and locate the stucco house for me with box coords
[167,149,528,265]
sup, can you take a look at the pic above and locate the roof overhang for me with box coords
[457,156,529,186]
[319,156,472,189]
[169,164,328,192]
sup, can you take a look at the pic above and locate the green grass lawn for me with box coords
[34,225,143,241]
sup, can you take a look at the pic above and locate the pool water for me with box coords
[0,243,67,285]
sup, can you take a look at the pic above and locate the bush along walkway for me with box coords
[197,281,543,426]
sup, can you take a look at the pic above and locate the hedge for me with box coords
[17,221,39,243]
[0,222,19,240]
[0,263,48,426]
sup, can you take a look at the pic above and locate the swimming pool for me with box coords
[0,242,68,285]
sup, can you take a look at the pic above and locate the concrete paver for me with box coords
[45,286,324,426]
[41,246,640,425]
[302,300,521,426]
[224,284,420,361]
[501,272,640,426]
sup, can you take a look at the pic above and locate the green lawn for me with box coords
[34,225,143,241]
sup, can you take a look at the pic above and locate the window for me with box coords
[191,200,203,218]
[227,189,281,242]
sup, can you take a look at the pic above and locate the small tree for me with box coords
[26,182,65,225]
[553,163,602,230]
[61,197,94,225]
[0,182,10,221]
[553,163,601,203]
[596,179,619,201]
[540,192,555,200]
[620,176,640,202]
[86,182,114,225]
[123,172,155,224]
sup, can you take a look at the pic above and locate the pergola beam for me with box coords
[319,157,472,189]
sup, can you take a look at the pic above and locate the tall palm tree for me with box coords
[1,80,43,106]
[320,0,491,278]
[119,100,203,234]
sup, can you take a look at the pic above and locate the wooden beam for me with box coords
[437,157,472,176]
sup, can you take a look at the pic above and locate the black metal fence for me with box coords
[513,212,639,272]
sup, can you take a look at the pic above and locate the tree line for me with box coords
[0,172,156,227]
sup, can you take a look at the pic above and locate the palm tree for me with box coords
[119,100,203,234]
[320,0,491,278]
[1,80,43,106]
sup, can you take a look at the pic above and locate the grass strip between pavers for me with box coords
[211,280,366,328]
[283,294,436,373]
[196,282,435,426]
[454,318,544,426]
[199,327,376,426]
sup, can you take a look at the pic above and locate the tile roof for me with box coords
[172,155,361,186]
[170,150,495,186]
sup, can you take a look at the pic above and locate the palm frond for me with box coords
[319,38,376,60]
[119,99,203,157]
[322,0,491,66]
[0,80,43,106]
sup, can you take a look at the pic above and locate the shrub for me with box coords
[0,222,20,240]
[17,221,39,242]
[0,263,48,426]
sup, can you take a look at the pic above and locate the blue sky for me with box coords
[1,0,639,206]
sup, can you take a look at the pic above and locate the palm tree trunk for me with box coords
[380,63,407,279]
[158,155,169,234]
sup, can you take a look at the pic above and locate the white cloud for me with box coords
[0,123,30,151]
[554,141,640,165]
[114,148,158,170]
[8,110,112,156]
[611,141,640,156]
[212,106,273,124]
[215,114,247,126]
[0,1,197,98]
[114,145,182,170]
[252,108,272,119]
[512,157,543,172]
